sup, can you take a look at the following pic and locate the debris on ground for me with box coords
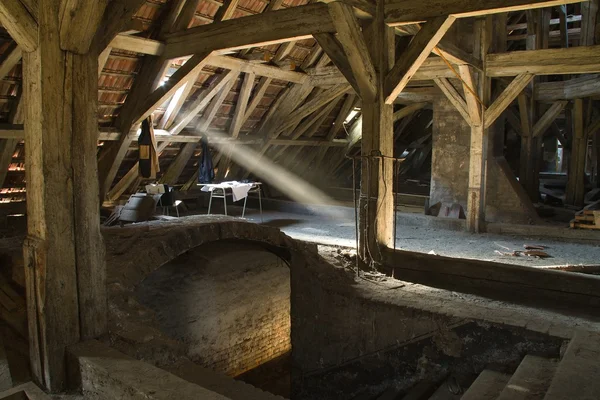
[495,248,552,259]
[524,244,546,250]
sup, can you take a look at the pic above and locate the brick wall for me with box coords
[135,241,291,377]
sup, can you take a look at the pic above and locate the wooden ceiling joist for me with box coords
[162,3,336,59]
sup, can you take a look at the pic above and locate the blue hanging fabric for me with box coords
[198,137,215,184]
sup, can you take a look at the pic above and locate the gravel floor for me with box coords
[228,208,600,268]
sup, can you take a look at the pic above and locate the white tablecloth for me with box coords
[200,181,255,202]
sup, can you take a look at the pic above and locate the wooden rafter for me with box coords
[484,73,534,129]
[384,16,456,104]
[384,0,583,25]
[327,2,376,101]
[532,100,568,138]
[0,44,22,82]
[0,0,38,52]
[433,77,470,124]
[313,33,360,95]
[163,3,335,59]
[169,69,240,136]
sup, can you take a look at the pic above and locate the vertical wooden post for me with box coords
[22,0,106,391]
[566,99,587,206]
[466,18,491,233]
[358,3,394,261]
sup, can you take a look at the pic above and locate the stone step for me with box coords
[497,355,558,400]
[461,370,511,400]
[544,330,600,400]
[428,379,462,400]
[0,382,50,399]
[166,358,287,400]
[68,340,232,400]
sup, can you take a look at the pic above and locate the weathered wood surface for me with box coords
[0,0,39,52]
[327,2,376,100]
[163,3,335,59]
[385,16,456,104]
[59,0,108,54]
[385,0,583,25]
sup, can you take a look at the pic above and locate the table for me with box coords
[199,181,262,221]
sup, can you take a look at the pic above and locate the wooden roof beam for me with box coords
[59,0,109,54]
[384,16,456,104]
[0,0,38,52]
[313,33,360,95]
[162,3,335,59]
[327,2,376,101]
[385,0,584,25]
[0,43,22,82]
[487,45,600,76]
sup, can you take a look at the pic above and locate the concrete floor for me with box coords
[186,204,600,269]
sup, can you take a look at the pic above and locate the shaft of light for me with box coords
[203,130,346,220]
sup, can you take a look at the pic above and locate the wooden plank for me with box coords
[158,72,200,130]
[108,34,164,55]
[486,46,600,76]
[91,0,147,52]
[172,0,201,31]
[169,69,239,135]
[229,72,255,139]
[385,0,583,25]
[466,17,491,233]
[458,65,481,126]
[433,78,470,124]
[535,74,600,101]
[484,73,534,129]
[275,84,351,135]
[393,102,428,122]
[207,54,307,83]
[131,52,211,126]
[59,0,108,54]
[532,101,568,138]
[213,0,240,22]
[313,32,359,95]
[0,44,22,82]
[0,0,38,52]
[566,99,587,206]
[71,52,106,340]
[327,2,376,101]
[0,98,23,189]
[290,96,341,139]
[163,3,335,59]
[385,16,456,104]
[243,76,271,125]
[97,46,111,76]
[327,93,357,140]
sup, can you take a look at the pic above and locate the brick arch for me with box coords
[103,216,315,290]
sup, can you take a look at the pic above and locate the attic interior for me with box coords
[1,0,600,399]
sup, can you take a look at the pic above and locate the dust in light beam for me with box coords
[201,130,347,220]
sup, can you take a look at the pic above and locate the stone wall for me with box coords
[135,241,291,377]
[430,94,471,208]
[291,251,563,400]
[430,93,538,224]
